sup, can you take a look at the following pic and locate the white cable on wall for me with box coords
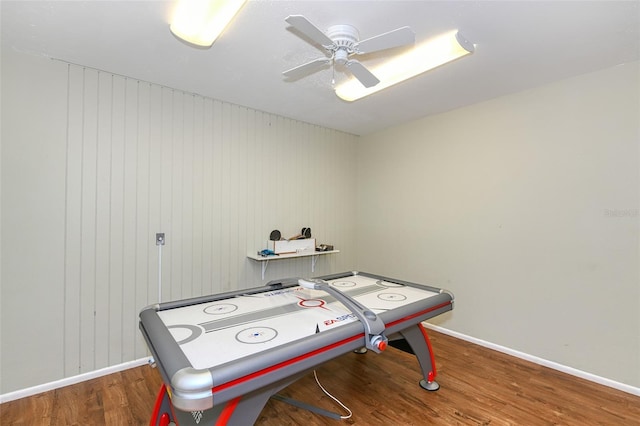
[156,233,165,303]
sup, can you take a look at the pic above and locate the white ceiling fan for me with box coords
[282,15,415,88]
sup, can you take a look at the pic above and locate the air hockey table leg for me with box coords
[149,384,174,426]
[148,374,308,426]
[399,323,440,391]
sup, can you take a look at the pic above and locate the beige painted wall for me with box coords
[0,49,358,393]
[2,46,638,395]
[357,62,640,387]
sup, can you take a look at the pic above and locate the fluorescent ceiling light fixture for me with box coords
[170,0,247,47]
[335,30,474,102]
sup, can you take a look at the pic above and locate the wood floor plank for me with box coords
[123,364,164,425]
[100,372,136,425]
[1,330,638,425]
[49,380,104,426]
[0,391,54,425]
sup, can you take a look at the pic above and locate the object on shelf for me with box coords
[316,244,334,252]
[269,230,281,241]
[268,238,316,254]
[288,227,312,240]
[257,249,277,257]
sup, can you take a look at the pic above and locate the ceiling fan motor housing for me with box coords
[327,24,359,64]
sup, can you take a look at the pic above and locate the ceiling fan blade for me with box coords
[345,60,380,88]
[285,15,335,48]
[355,26,415,54]
[283,58,332,80]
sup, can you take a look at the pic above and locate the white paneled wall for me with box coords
[1,52,357,393]
[63,65,357,374]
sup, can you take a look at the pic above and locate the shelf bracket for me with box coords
[261,260,269,280]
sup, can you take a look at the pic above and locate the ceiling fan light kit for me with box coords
[282,15,474,101]
[170,0,247,47]
[335,30,475,101]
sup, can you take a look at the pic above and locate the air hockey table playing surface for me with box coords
[139,271,454,425]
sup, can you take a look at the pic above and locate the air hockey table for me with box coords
[139,271,454,425]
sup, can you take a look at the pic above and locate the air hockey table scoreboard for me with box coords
[139,271,454,425]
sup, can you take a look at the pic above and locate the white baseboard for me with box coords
[0,357,152,404]
[422,323,640,397]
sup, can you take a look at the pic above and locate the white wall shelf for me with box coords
[247,250,339,280]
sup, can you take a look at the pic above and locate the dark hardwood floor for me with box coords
[1,330,638,425]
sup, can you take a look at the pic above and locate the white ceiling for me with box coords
[2,1,639,136]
